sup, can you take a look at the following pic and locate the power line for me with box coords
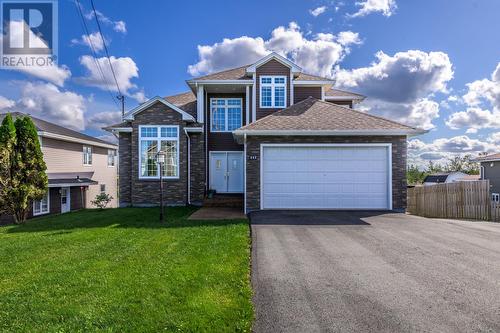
[89,0,123,98]
[74,0,120,110]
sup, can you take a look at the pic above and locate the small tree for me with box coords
[0,114,47,223]
[407,164,427,185]
[91,193,113,209]
[0,114,17,214]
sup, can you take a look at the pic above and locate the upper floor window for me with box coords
[83,146,92,165]
[260,76,286,108]
[139,125,179,179]
[33,191,49,216]
[210,98,242,132]
[107,149,116,167]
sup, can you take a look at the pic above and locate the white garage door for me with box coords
[262,145,391,210]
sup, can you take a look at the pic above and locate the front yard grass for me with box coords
[0,207,253,332]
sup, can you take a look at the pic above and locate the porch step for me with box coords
[203,194,243,208]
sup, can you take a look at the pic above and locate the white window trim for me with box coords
[210,98,243,133]
[83,146,92,166]
[138,125,180,180]
[492,193,500,203]
[107,149,116,167]
[33,191,50,216]
[260,75,287,108]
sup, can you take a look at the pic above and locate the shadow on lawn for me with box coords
[5,207,248,234]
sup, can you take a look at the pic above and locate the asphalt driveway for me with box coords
[250,211,500,332]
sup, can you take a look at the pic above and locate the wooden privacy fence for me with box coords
[407,180,495,221]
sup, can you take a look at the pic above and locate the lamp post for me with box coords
[156,150,166,223]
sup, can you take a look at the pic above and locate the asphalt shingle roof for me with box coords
[237,97,420,132]
[325,88,365,99]
[0,112,116,146]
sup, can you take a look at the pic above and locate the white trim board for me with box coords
[259,143,393,211]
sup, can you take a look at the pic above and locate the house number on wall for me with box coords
[248,155,258,160]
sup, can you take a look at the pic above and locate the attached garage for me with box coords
[261,144,392,210]
[233,97,427,213]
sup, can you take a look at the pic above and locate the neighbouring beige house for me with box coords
[0,112,118,222]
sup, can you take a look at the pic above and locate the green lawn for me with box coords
[0,207,253,332]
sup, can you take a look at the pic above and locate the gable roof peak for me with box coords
[246,52,302,74]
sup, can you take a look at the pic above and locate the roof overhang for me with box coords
[233,129,428,143]
[38,131,117,149]
[123,96,195,122]
[325,96,365,101]
[246,52,302,74]
[187,80,253,85]
[293,80,335,86]
[106,127,132,133]
[473,158,500,163]
[184,127,203,133]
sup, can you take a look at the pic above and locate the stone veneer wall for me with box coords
[245,136,407,212]
[118,101,205,207]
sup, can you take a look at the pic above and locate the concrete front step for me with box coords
[203,194,243,208]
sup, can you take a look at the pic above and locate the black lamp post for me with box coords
[156,150,166,223]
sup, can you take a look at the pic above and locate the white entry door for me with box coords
[210,152,244,193]
[61,187,71,213]
[262,145,391,210]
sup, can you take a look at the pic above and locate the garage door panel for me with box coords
[262,146,390,210]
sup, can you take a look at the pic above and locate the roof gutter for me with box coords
[233,129,428,137]
[38,131,117,149]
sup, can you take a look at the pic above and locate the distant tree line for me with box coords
[407,154,480,186]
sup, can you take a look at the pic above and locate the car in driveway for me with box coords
[250,211,500,332]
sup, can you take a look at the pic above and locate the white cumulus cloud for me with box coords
[16,82,86,131]
[350,0,397,18]
[310,6,327,17]
[86,111,122,130]
[71,32,107,52]
[188,22,361,78]
[336,50,453,103]
[76,55,145,102]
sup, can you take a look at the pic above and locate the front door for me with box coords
[210,152,244,193]
[61,187,70,213]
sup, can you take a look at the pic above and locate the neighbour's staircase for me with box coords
[203,194,243,208]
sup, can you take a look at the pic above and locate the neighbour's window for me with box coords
[210,98,242,132]
[260,76,286,108]
[33,191,49,216]
[100,184,106,193]
[107,149,116,166]
[139,126,179,178]
[493,193,500,203]
[83,146,92,165]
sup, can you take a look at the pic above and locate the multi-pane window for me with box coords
[139,126,179,178]
[260,76,286,108]
[107,149,116,166]
[83,146,92,165]
[210,98,242,132]
[100,184,106,193]
[33,191,49,215]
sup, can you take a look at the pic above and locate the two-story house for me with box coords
[0,112,118,222]
[106,53,426,213]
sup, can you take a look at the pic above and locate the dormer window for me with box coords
[260,76,286,108]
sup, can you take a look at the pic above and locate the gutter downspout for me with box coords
[184,128,191,205]
[243,133,247,214]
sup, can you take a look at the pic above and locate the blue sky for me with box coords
[1,0,499,167]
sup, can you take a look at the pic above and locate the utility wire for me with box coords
[89,0,123,98]
[75,0,120,110]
